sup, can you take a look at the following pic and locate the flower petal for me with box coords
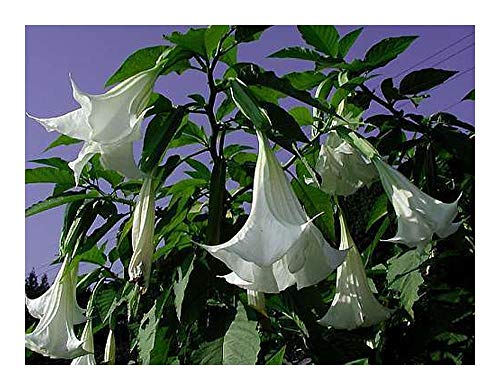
[27,109,92,141]
[100,141,142,180]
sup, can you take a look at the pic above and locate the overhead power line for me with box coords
[392,31,475,78]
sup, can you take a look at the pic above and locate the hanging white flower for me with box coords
[318,211,391,329]
[128,176,156,293]
[71,320,96,365]
[200,130,346,293]
[373,157,460,250]
[27,63,164,183]
[25,258,88,359]
[103,329,116,365]
[316,130,378,196]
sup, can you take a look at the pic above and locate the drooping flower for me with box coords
[71,320,96,365]
[200,130,346,293]
[103,329,116,365]
[128,175,156,293]
[25,258,88,359]
[316,130,378,196]
[27,62,164,183]
[318,211,391,329]
[373,157,460,250]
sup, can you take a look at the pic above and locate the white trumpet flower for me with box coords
[27,63,164,183]
[103,329,116,365]
[201,130,346,293]
[316,130,378,196]
[25,258,87,359]
[71,320,96,365]
[373,158,460,250]
[319,212,391,329]
[128,176,156,293]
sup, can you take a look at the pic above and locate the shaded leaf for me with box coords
[399,68,458,95]
[338,27,363,58]
[105,45,167,87]
[268,46,326,62]
[298,25,340,57]
[223,302,260,365]
[266,345,286,365]
[234,26,270,43]
[25,190,100,217]
[364,36,418,69]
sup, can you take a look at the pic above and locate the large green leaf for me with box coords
[234,63,335,115]
[25,190,100,217]
[338,27,363,58]
[462,89,475,101]
[140,106,187,172]
[205,25,230,58]
[284,71,326,90]
[105,45,167,87]
[234,26,270,43]
[229,78,272,131]
[26,167,74,186]
[266,345,286,365]
[261,102,308,150]
[364,36,418,69]
[138,289,171,365]
[268,46,326,62]
[289,106,313,126]
[222,302,260,365]
[192,338,224,364]
[399,68,458,95]
[387,247,430,318]
[167,28,208,57]
[298,25,340,57]
[173,257,195,321]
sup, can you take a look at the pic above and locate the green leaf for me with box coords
[95,284,118,323]
[289,106,313,126]
[268,47,326,62]
[362,216,390,265]
[387,247,431,318]
[266,345,286,365]
[338,27,363,58]
[284,71,326,90]
[399,68,458,95]
[216,96,236,121]
[346,357,369,365]
[234,63,335,115]
[381,78,401,102]
[223,302,260,365]
[140,106,187,172]
[146,93,173,117]
[185,158,211,182]
[291,161,334,241]
[192,338,224,365]
[73,245,106,266]
[44,134,82,152]
[138,289,171,365]
[30,157,70,171]
[26,167,74,186]
[229,78,272,131]
[365,194,388,232]
[25,190,100,217]
[234,26,270,43]
[462,89,475,101]
[298,25,340,57]
[205,25,230,58]
[167,28,208,57]
[364,36,418,69]
[173,257,195,321]
[105,45,167,87]
[260,102,308,152]
[169,120,208,149]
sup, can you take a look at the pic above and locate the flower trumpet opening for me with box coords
[201,130,346,293]
[318,211,391,330]
[27,64,162,184]
[373,157,461,250]
[25,257,88,359]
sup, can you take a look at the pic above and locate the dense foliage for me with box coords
[25,25,474,365]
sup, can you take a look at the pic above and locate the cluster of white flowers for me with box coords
[25,64,461,361]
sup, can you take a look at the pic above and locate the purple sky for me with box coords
[25,25,474,279]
